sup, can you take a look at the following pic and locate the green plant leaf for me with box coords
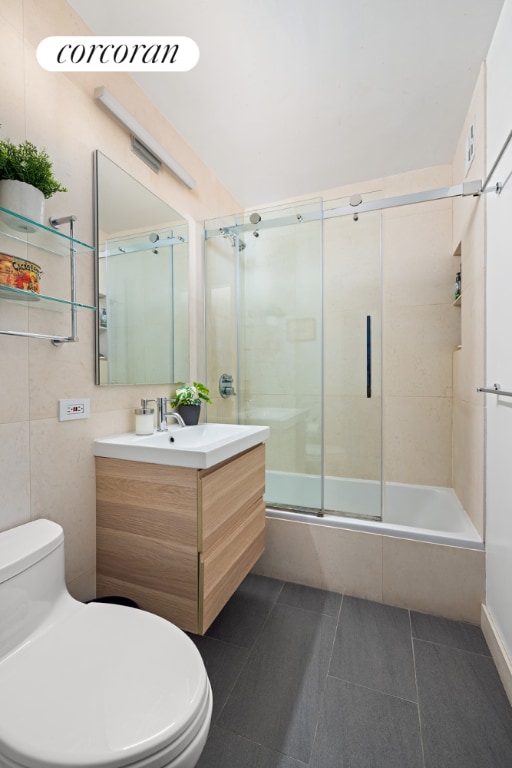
[0,138,67,198]
[170,381,212,407]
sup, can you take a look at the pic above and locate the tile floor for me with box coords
[190,573,512,768]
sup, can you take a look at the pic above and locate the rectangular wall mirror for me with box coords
[94,151,189,385]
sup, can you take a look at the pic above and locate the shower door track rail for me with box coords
[205,180,483,239]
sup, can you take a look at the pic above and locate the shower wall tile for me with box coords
[382,203,453,307]
[451,397,484,537]
[382,536,484,624]
[383,164,453,202]
[457,202,485,293]
[266,421,308,473]
[383,396,453,486]
[451,65,486,538]
[252,517,383,602]
[384,304,459,398]
[456,281,486,405]
[323,213,381,316]
[452,65,485,254]
[324,395,381,480]
[325,310,381,398]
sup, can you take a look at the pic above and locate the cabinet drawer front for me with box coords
[96,457,198,546]
[199,498,265,633]
[199,444,265,553]
[97,527,197,600]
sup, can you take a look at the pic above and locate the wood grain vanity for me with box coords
[95,443,265,634]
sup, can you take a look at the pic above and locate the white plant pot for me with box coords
[0,180,45,232]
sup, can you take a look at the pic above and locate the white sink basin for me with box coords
[93,423,270,469]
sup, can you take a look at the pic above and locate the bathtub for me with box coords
[264,471,484,550]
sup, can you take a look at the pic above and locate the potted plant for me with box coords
[170,381,212,426]
[0,136,67,229]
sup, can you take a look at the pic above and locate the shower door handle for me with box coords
[366,315,371,398]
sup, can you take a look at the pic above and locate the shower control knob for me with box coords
[219,373,236,398]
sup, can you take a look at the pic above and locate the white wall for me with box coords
[484,0,512,674]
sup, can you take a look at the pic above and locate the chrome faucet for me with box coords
[156,397,185,431]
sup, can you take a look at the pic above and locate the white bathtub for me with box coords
[265,471,484,550]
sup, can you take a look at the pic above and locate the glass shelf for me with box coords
[0,285,95,311]
[0,208,96,342]
[0,206,94,257]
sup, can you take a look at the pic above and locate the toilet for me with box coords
[0,519,212,768]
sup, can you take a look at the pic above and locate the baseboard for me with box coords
[481,603,512,706]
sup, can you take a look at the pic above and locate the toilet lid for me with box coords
[0,603,209,768]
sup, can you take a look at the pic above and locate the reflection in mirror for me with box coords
[94,151,189,385]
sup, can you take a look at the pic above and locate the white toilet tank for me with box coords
[0,519,79,660]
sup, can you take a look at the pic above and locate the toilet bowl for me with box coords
[0,519,212,768]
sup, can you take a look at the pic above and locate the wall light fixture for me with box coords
[94,86,196,190]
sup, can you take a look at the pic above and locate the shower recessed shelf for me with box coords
[453,295,461,306]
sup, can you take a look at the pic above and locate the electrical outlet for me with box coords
[58,398,90,421]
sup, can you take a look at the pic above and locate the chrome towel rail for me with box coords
[477,383,512,398]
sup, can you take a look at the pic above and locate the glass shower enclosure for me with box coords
[204,197,382,520]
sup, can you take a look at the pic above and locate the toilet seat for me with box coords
[0,603,211,768]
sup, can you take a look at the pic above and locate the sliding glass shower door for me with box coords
[205,201,323,511]
[205,199,382,519]
[322,206,382,519]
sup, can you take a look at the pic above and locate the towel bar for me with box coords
[476,384,512,398]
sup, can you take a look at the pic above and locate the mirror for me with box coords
[94,151,189,385]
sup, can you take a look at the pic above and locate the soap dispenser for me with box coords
[135,399,155,435]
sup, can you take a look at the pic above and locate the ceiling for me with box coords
[68,0,504,208]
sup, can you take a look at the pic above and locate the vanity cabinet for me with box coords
[95,443,265,634]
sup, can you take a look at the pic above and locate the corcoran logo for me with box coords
[36,36,199,72]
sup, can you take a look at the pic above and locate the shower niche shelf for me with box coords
[0,206,96,343]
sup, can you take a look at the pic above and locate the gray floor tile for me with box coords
[218,602,337,763]
[309,676,424,768]
[206,573,284,648]
[329,596,417,701]
[411,610,490,655]
[277,581,342,617]
[414,638,512,768]
[189,634,249,723]
[197,726,307,768]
